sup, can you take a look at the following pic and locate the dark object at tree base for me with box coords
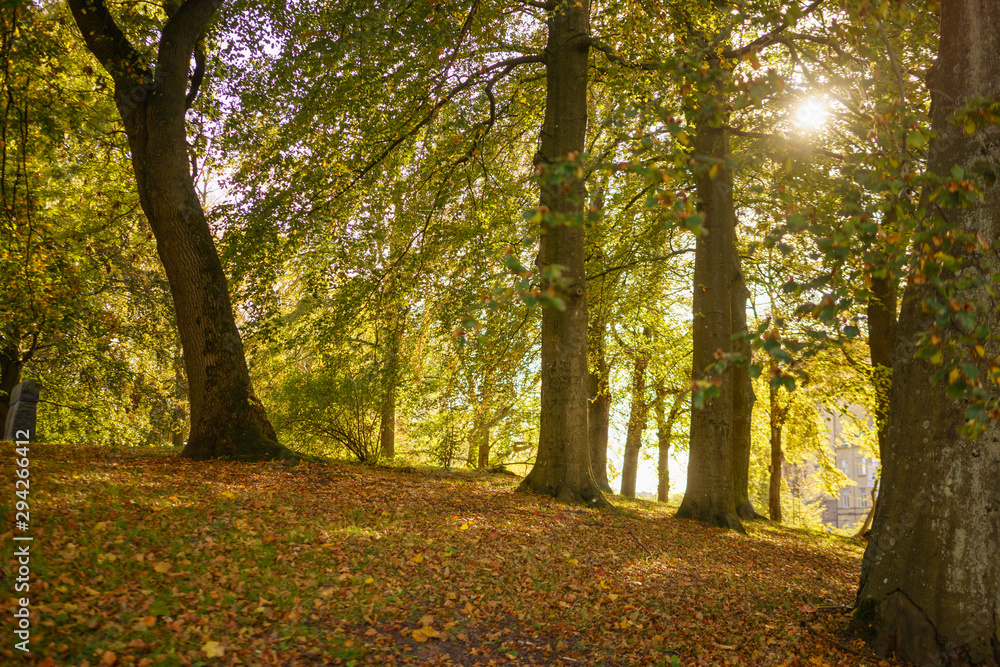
[4,381,40,441]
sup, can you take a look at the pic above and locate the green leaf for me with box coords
[906,131,927,149]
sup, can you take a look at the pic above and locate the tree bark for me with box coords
[588,318,613,493]
[656,382,686,503]
[0,338,21,430]
[620,350,649,499]
[379,309,404,461]
[67,0,286,461]
[856,3,1000,662]
[676,117,744,531]
[867,258,899,459]
[768,359,785,523]
[731,247,760,519]
[519,0,602,505]
[477,424,490,469]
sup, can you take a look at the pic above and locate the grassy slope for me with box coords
[1,444,891,666]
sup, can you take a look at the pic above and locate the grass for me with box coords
[0,443,893,666]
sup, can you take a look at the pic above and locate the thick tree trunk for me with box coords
[676,118,743,531]
[856,3,1000,662]
[768,362,784,523]
[867,260,899,460]
[0,339,21,430]
[67,0,286,461]
[519,0,602,504]
[620,351,649,499]
[731,247,760,519]
[588,320,613,493]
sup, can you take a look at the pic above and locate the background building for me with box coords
[819,408,879,529]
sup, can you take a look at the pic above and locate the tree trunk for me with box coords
[378,386,396,460]
[676,116,743,531]
[856,3,1000,662]
[768,360,784,523]
[854,477,878,539]
[731,246,760,519]
[477,424,490,469]
[0,339,21,430]
[379,310,404,461]
[620,351,649,499]
[656,382,686,503]
[518,0,602,505]
[588,320,613,493]
[67,0,286,461]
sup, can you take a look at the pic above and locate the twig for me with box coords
[603,500,654,557]
[804,623,864,656]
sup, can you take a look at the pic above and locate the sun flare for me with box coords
[795,98,828,131]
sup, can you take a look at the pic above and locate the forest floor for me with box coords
[0,444,899,667]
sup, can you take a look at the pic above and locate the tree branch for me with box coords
[725,126,845,161]
[721,1,825,59]
[65,0,150,88]
[321,54,545,206]
[184,39,206,110]
[158,0,220,116]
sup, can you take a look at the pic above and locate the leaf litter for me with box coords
[0,444,901,666]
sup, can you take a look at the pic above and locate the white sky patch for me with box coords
[794,98,828,132]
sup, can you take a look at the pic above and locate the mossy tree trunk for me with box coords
[856,2,1000,662]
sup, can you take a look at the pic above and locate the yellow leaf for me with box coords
[410,553,424,563]
[94,522,109,531]
[168,496,179,501]
[708,163,719,179]
[201,640,225,658]
[598,580,610,590]
[949,367,962,384]
[151,505,168,512]
[463,602,475,614]
[567,558,579,565]
[411,627,428,642]
[153,562,171,574]
[220,490,236,500]
[364,577,374,584]
[608,593,619,601]
[419,614,435,626]
[459,523,469,530]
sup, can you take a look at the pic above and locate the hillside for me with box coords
[2,445,885,666]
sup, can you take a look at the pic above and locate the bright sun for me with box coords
[795,98,828,131]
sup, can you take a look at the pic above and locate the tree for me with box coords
[855,2,1000,662]
[65,0,288,460]
[619,329,650,499]
[676,111,744,531]
[518,0,603,504]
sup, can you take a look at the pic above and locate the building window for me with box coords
[840,459,848,473]
[859,459,867,475]
[840,491,850,509]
